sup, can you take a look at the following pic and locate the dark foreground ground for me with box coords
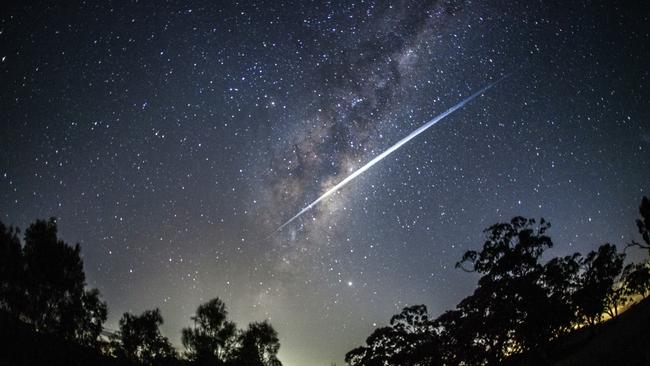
[506,296,650,366]
[550,297,650,366]
[0,311,132,366]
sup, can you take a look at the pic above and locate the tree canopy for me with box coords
[0,218,107,347]
[182,297,237,365]
[346,197,650,366]
[630,196,650,253]
[232,320,282,366]
[111,308,176,365]
[182,298,282,366]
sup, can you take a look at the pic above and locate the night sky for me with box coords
[1,1,649,365]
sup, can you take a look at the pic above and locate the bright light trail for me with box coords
[273,77,506,234]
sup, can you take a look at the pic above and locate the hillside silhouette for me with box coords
[504,295,650,366]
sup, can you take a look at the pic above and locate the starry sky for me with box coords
[1,1,649,365]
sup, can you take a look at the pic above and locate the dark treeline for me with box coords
[0,218,281,366]
[2,199,650,366]
[345,197,650,366]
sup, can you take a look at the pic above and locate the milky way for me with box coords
[1,1,649,365]
[273,76,507,235]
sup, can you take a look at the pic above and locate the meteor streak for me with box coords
[273,77,506,234]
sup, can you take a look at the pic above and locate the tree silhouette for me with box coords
[628,196,650,253]
[346,209,650,366]
[456,217,552,275]
[540,253,582,334]
[621,196,650,302]
[111,308,176,365]
[22,218,86,336]
[0,217,291,366]
[453,217,573,361]
[231,321,282,366]
[346,217,576,365]
[434,308,489,366]
[0,221,23,314]
[623,261,650,299]
[573,243,625,324]
[182,297,236,365]
[345,326,408,366]
[388,304,440,364]
[0,218,109,347]
[76,288,108,348]
[345,305,440,366]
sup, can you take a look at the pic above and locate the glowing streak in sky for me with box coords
[274,77,506,234]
